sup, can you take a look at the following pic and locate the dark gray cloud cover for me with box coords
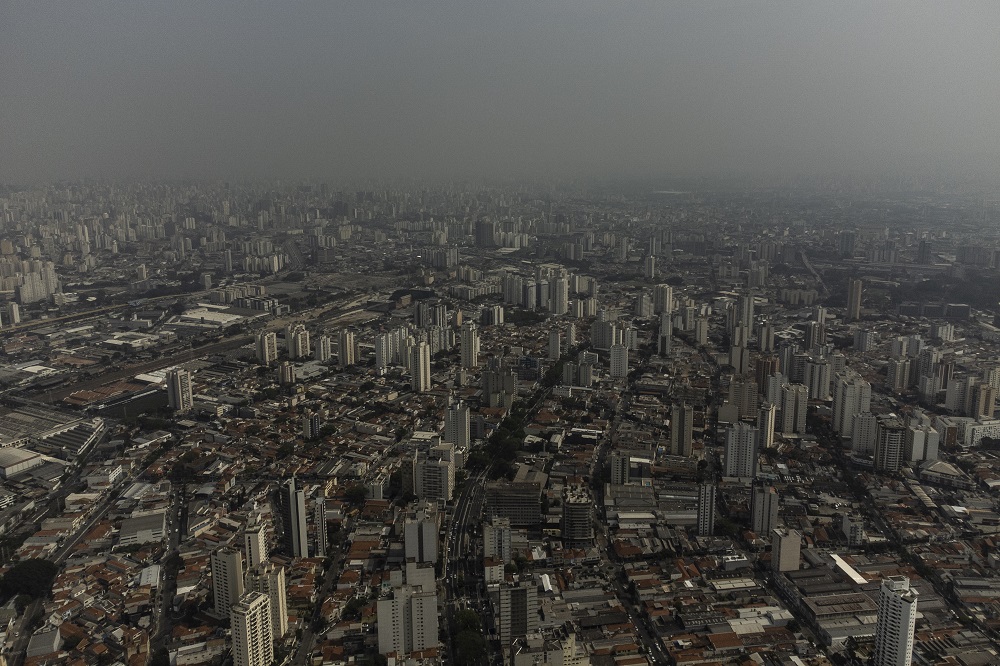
[2,1,999,184]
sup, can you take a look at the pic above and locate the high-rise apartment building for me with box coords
[256,331,278,364]
[166,368,193,412]
[483,517,512,562]
[751,485,780,536]
[498,582,539,647]
[670,403,693,457]
[279,478,308,558]
[231,591,273,666]
[609,344,628,379]
[833,371,872,437]
[246,562,288,639]
[771,528,801,572]
[697,483,715,536]
[243,523,267,568]
[444,401,470,449]
[338,329,356,368]
[874,417,906,473]
[847,278,863,321]
[460,322,480,369]
[314,335,332,362]
[780,383,809,434]
[410,341,431,393]
[403,501,439,564]
[757,403,776,449]
[211,547,244,619]
[724,422,759,479]
[377,585,439,656]
[873,576,918,666]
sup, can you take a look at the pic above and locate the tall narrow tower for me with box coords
[847,278,863,322]
[873,576,918,666]
[166,368,193,412]
[279,478,308,558]
[231,591,274,666]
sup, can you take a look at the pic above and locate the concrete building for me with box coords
[231,591,273,666]
[875,417,907,473]
[460,321,480,369]
[670,403,693,457]
[771,528,801,572]
[561,486,593,547]
[847,278,863,321]
[403,501,439,564]
[211,547,245,619]
[444,401,470,449]
[279,478,308,558]
[484,517,512,562]
[247,563,288,639]
[377,585,439,656]
[338,329,356,368]
[166,368,193,412]
[609,343,628,379]
[498,581,539,647]
[724,422,759,479]
[410,341,431,393]
[255,331,278,364]
[751,485,780,536]
[697,483,715,537]
[833,371,872,437]
[243,523,267,568]
[873,576,918,666]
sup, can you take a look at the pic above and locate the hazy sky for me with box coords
[3,2,1000,185]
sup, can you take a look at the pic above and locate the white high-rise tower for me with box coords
[873,576,918,666]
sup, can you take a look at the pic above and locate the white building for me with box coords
[247,563,288,639]
[377,584,439,656]
[211,547,245,619]
[231,591,273,666]
[166,368,193,412]
[724,422,759,478]
[873,576,918,666]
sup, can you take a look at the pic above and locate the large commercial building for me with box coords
[873,576,918,666]
[486,481,542,529]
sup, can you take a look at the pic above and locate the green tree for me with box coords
[0,558,59,599]
[454,630,488,666]
[344,484,368,507]
[454,609,481,633]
